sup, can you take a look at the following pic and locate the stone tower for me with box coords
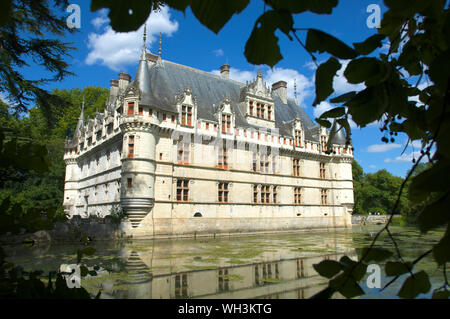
[63,99,84,216]
[119,33,157,228]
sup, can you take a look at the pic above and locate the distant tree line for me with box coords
[352,160,430,223]
[0,87,109,225]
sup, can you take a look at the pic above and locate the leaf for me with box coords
[428,51,450,91]
[320,107,346,119]
[310,286,336,299]
[432,290,450,299]
[385,261,412,277]
[80,266,89,277]
[82,247,96,256]
[398,44,422,76]
[313,260,344,278]
[315,118,332,128]
[313,57,341,105]
[337,118,351,139]
[244,10,294,67]
[267,0,338,14]
[76,250,83,264]
[346,87,388,127]
[433,226,450,265]
[344,57,386,85]
[306,29,358,59]
[359,247,393,262]
[91,0,152,33]
[330,92,356,104]
[416,194,450,233]
[189,0,250,34]
[0,0,12,26]
[397,271,431,299]
[353,34,386,55]
[408,162,450,203]
[384,0,432,18]
[329,273,365,299]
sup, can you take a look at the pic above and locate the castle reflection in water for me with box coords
[78,233,355,299]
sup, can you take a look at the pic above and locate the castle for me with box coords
[63,34,354,238]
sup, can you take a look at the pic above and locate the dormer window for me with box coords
[181,105,193,126]
[268,106,272,120]
[221,114,231,134]
[249,101,254,116]
[321,136,327,152]
[295,130,302,147]
[127,102,134,115]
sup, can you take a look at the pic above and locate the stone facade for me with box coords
[63,43,354,238]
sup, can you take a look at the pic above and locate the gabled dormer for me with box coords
[217,98,235,135]
[319,126,329,152]
[123,85,139,116]
[240,70,275,129]
[176,87,197,128]
[293,117,305,148]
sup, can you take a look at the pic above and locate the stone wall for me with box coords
[352,215,394,225]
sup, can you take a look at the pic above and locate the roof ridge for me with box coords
[162,59,246,87]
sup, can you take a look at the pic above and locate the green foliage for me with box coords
[398,271,432,299]
[352,161,411,217]
[359,247,393,263]
[433,225,450,265]
[385,261,412,276]
[305,29,358,60]
[314,57,341,105]
[109,205,126,224]
[313,260,343,279]
[244,10,292,67]
[0,87,109,235]
[0,0,75,113]
[313,256,367,299]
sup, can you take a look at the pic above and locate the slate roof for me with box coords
[129,53,342,145]
[66,50,349,148]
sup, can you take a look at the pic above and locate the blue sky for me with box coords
[20,0,426,178]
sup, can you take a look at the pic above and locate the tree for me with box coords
[0,0,75,115]
[0,87,108,298]
[89,0,449,298]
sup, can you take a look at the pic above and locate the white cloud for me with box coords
[85,7,179,71]
[211,67,255,83]
[410,140,423,149]
[367,143,402,153]
[384,151,421,163]
[213,49,224,57]
[303,60,318,71]
[91,9,109,30]
[211,66,314,106]
[266,67,314,106]
[369,165,377,169]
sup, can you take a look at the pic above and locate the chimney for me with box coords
[110,80,119,102]
[220,64,230,79]
[118,72,131,93]
[272,80,287,104]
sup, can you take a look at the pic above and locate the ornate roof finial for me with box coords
[140,24,148,60]
[158,32,162,57]
[80,94,85,119]
[257,69,263,78]
[294,78,297,101]
[143,24,147,48]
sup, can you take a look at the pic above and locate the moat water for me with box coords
[3,225,448,299]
